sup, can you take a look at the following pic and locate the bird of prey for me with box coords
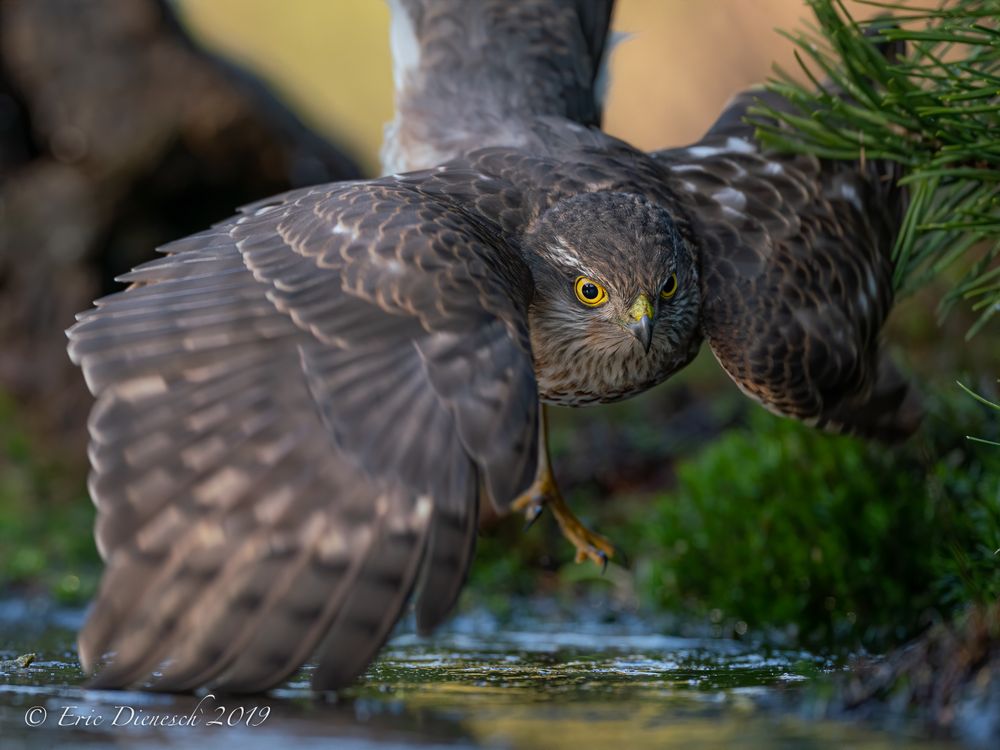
[67,0,918,693]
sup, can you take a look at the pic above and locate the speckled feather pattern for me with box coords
[654,88,911,435]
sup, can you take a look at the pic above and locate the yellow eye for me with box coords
[660,273,679,300]
[574,276,608,307]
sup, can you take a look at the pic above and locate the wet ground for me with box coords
[0,599,959,749]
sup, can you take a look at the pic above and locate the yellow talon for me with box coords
[511,407,615,570]
[548,490,615,570]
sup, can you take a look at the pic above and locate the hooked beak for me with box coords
[626,294,654,353]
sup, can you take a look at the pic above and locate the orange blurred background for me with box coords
[177,0,817,174]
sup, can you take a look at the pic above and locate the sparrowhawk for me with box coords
[67,0,918,693]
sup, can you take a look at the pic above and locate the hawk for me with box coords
[67,0,918,693]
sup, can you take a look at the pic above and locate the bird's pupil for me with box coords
[664,277,676,293]
[582,283,599,299]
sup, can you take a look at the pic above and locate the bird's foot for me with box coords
[547,492,615,571]
[511,478,548,529]
[511,473,614,571]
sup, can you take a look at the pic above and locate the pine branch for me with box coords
[751,0,1000,338]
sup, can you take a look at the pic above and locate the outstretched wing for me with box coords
[651,88,916,438]
[68,170,539,693]
[384,0,616,172]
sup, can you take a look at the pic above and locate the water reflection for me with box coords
[0,600,956,749]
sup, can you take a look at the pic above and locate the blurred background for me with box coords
[0,0,997,656]
[177,0,821,173]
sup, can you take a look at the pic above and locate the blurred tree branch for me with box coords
[0,0,360,465]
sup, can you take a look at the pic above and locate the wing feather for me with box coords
[650,87,914,436]
[414,504,478,634]
[69,172,541,692]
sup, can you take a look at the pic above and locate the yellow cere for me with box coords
[628,294,654,322]
[574,277,609,307]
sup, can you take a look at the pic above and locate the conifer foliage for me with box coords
[753,0,999,337]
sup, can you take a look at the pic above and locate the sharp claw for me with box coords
[516,473,615,573]
[523,503,544,531]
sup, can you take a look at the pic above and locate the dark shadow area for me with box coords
[0,0,361,460]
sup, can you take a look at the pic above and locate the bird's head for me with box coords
[523,191,701,400]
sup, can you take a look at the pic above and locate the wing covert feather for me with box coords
[650,88,909,435]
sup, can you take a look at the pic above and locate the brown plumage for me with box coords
[68,1,918,694]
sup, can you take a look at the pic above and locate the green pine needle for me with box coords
[752,0,1000,338]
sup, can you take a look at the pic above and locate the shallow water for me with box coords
[0,599,956,749]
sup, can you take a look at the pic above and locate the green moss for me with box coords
[634,385,1000,650]
[0,393,99,603]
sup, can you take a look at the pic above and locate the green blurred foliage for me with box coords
[468,380,999,652]
[631,384,1000,651]
[0,393,99,603]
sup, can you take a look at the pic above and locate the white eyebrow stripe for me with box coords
[545,237,600,279]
